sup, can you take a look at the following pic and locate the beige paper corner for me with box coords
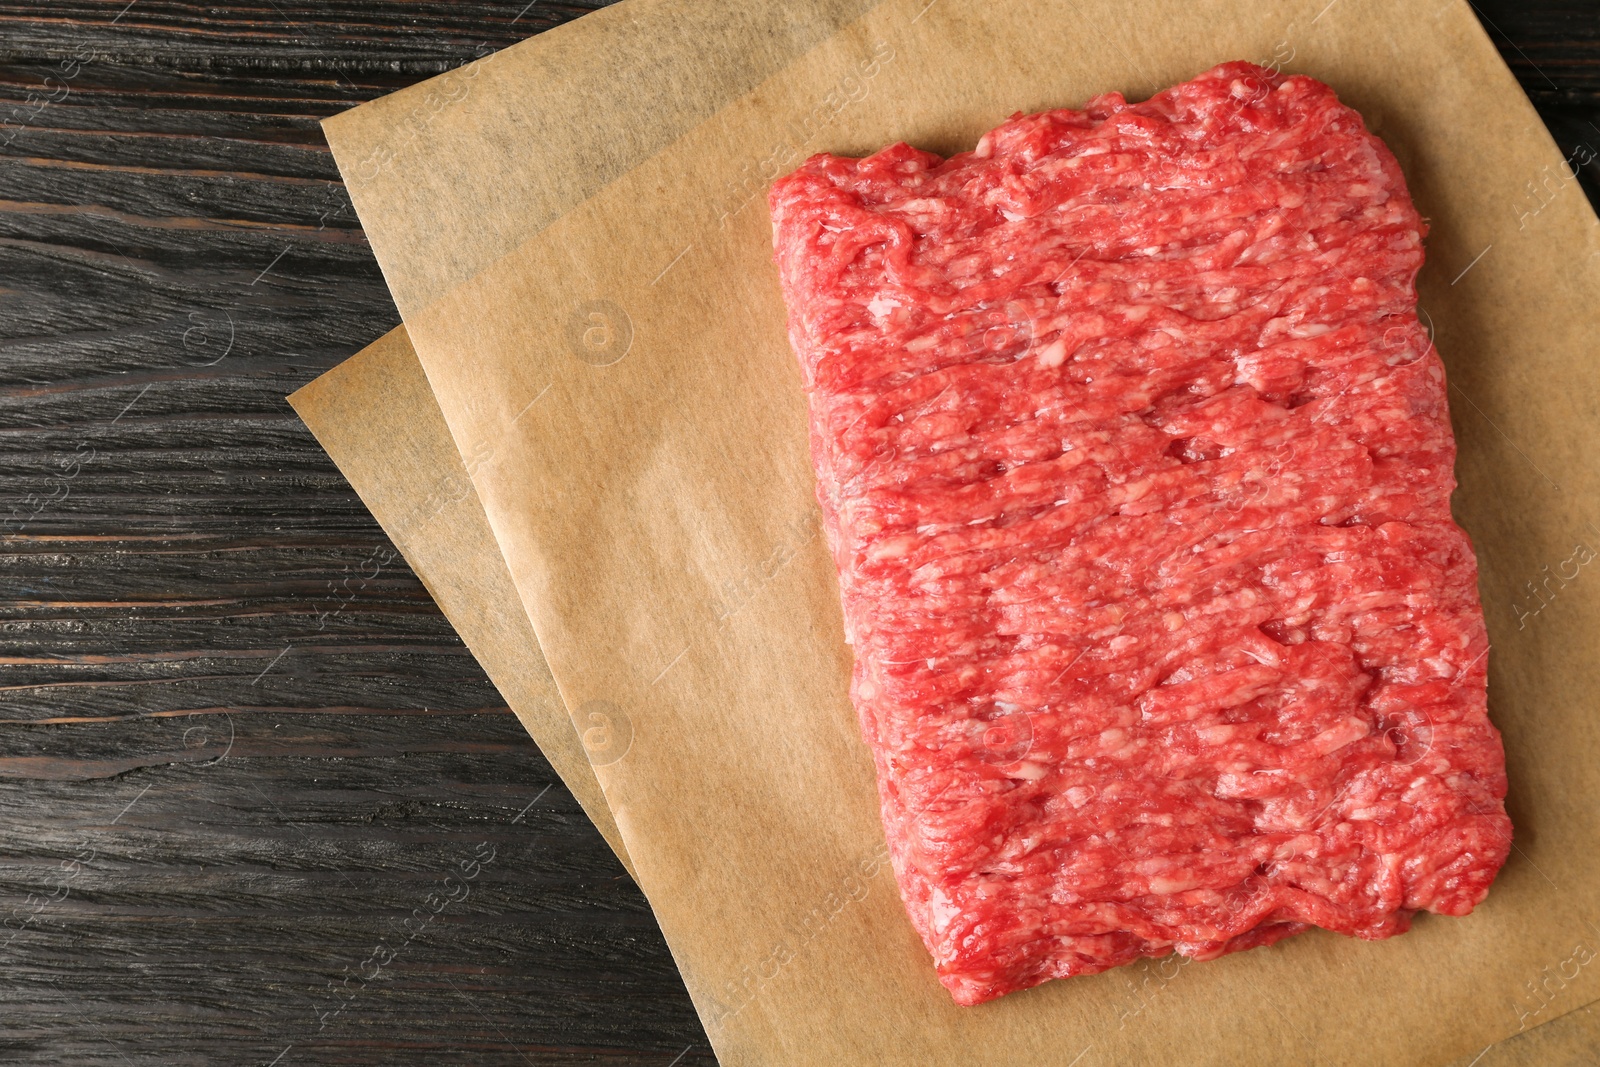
[288,328,633,877]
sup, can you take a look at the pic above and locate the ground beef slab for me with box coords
[768,61,1511,1006]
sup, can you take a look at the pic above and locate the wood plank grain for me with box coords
[0,2,710,1064]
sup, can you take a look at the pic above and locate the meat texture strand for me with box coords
[768,61,1511,1005]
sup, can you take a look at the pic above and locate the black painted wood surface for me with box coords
[0,3,1594,1065]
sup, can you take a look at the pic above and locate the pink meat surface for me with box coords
[768,61,1510,1005]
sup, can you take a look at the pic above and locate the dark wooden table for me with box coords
[0,3,1595,1064]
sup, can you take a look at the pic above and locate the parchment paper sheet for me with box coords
[291,328,1600,1067]
[308,0,1600,1062]
[286,330,631,876]
[292,328,1600,1067]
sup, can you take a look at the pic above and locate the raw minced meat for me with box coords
[768,60,1510,1006]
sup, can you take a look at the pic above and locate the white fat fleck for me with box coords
[1213,773,1245,798]
[928,887,959,936]
[1239,645,1280,667]
[1037,338,1068,368]
[1150,874,1198,895]
[866,294,899,320]
[1311,717,1371,755]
